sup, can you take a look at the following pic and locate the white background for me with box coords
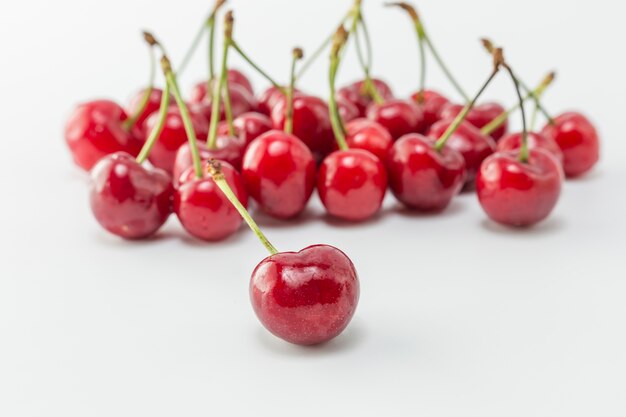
[1,0,626,416]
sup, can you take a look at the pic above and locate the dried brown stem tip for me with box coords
[385,2,419,23]
[544,71,556,85]
[142,31,159,47]
[481,38,495,54]
[293,48,304,60]
[160,55,172,74]
[492,47,505,71]
[331,25,349,57]
[213,0,227,12]
[207,159,224,180]
[224,10,234,38]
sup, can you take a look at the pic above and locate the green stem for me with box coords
[163,57,204,179]
[424,33,470,102]
[349,3,383,105]
[503,66,529,163]
[222,77,235,136]
[520,79,554,125]
[207,22,232,150]
[136,83,171,163]
[435,69,499,152]
[123,42,156,131]
[208,161,278,255]
[229,40,285,93]
[329,27,350,151]
[285,49,303,135]
[177,16,210,76]
[208,15,216,82]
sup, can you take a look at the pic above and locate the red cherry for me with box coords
[337,78,394,116]
[190,69,253,99]
[410,90,450,132]
[144,107,209,173]
[257,86,301,117]
[441,102,508,141]
[172,136,245,186]
[366,99,424,140]
[337,97,360,124]
[388,134,466,211]
[190,82,257,122]
[216,112,273,147]
[89,152,173,239]
[65,100,143,171]
[427,119,496,185]
[271,95,335,161]
[242,130,316,219]
[174,161,248,241]
[317,149,388,221]
[125,88,166,132]
[250,244,359,345]
[226,68,254,95]
[343,118,393,164]
[540,112,600,178]
[477,149,563,226]
[497,132,563,165]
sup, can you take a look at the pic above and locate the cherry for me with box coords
[344,118,394,164]
[173,137,245,186]
[204,160,359,345]
[367,99,424,140]
[388,134,466,211]
[65,100,143,171]
[257,85,300,117]
[190,81,257,122]
[226,68,254,94]
[126,88,166,133]
[411,89,450,132]
[540,112,600,178]
[217,111,273,148]
[242,130,316,219]
[337,97,361,124]
[477,149,563,226]
[497,131,563,165]
[271,94,335,161]
[440,102,508,141]
[427,119,496,185]
[90,152,173,239]
[337,78,394,117]
[144,107,209,173]
[477,43,563,227]
[250,244,360,345]
[175,161,248,241]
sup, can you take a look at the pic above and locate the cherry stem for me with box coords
[297,12,351,79]
[123,32,159,131]
[503,63,529,163]
[329,26,350,151]
[285,48,303,135]
[229,40,286,94]
[207,11,234,149]
[435,48,503,152]
[222,77,235,136]
[136,82,171,164]
[481,72,555,135]
[386,3,426,102]
[162,56,204,179]
[177,0,227,76]
[208,160,279,255]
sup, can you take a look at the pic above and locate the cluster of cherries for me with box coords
[64,1,600,346]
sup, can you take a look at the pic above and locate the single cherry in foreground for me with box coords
[540,112,600,178]
[90,152,173,239]
[477,149,563,226]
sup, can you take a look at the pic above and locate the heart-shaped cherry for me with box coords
[540,112,600,178]
[497,131,563,165]
[205,159,359,345]
[477,45,563,226]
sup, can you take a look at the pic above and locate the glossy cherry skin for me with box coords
[89,152,173,239]
[367,99,424,140]
[172,136,245,187]
[190,82,257,122]
[225,68,254,95]
[337,98,361,124]
[497,132,563,165]
[174,161,248,241]
[427,119,496,185]
[126,88,166,132]
[144,107,209,174]
[217,112,273,148]
[477,149,563,227]
[337,78,394,116]
[318,149,388,221]
[388,134,466,211]
[410,89,450,132]
[65,100,143,171]
[257,86,301,117]
[343,118,393,164]
[271,95,335,161]
[441,102,508,141]
[540,112,600,178]
[242,131,316,219]
[250,244,359,345]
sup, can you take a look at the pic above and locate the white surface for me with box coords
[1,0,626,416]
